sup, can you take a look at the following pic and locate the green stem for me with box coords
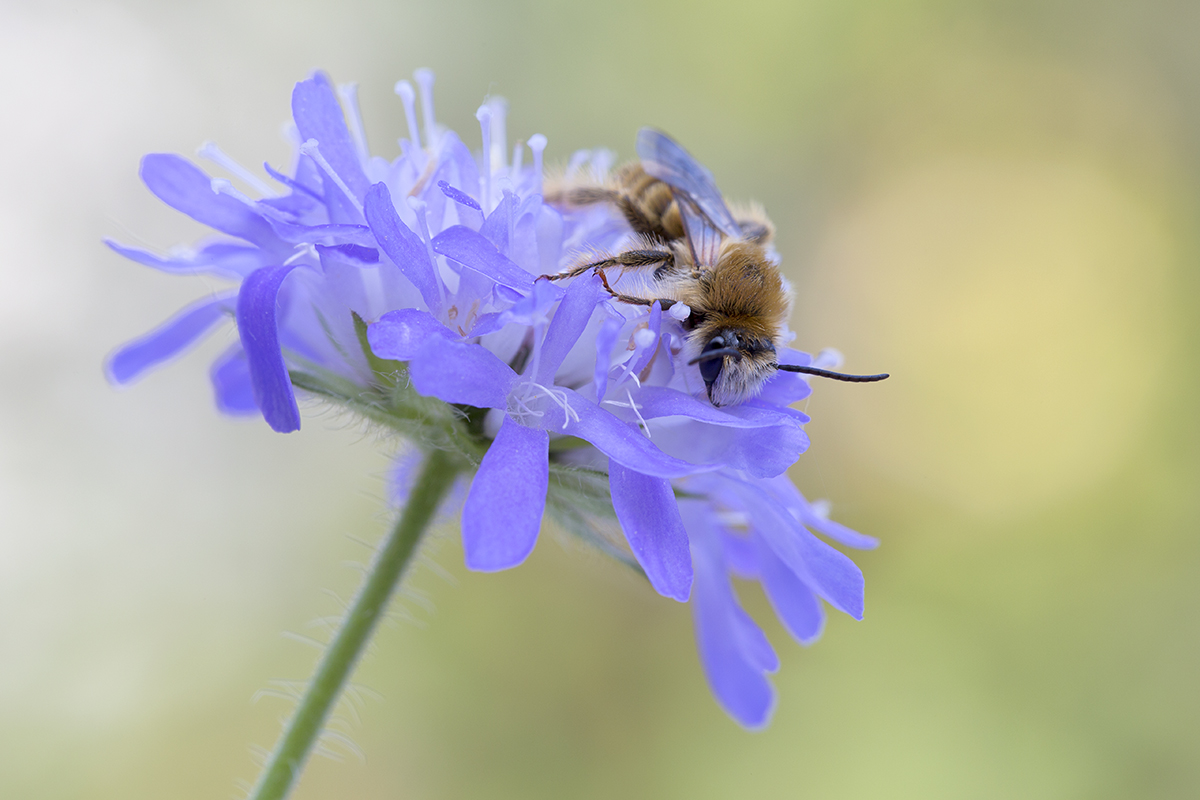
[249,449,462,800]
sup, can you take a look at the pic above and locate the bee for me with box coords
[543,128,888,406]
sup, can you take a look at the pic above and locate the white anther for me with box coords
[668,303,691,321]
[633,328,656,349]
[299,139,364,216]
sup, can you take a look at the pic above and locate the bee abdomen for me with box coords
[613,164,684,242]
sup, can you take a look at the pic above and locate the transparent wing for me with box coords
[636,128,742,239]
[675,192,725,268]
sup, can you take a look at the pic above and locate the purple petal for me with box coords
[320,243,378,264]
[104,239,263,279]
[438,177,485,230]
[363,183,443,313]
[682,501,777,729]
[432,225,535,294]
[755,533,826,645]
[744,484,865,619]
[641,407,809,478]
[535,272,606,385]
[764,476,880,550]
[552,388,714,478]
[408,338,515,409]
[634,386,797,429]
[627,301,663,377]
[264,217,376,247]
[479,192,515,254]
[592,312,624,401]
[495,278,561,328]
[210,344,258,415]
[462,417,549,571]
[140,154,279,248]
[291,73,370,217]
[236,265,301,433]
[367,309,456,360]
[803,513,879,550]
[264,161,322,201]
[106,292,234,385]
[535,205,565,277]
[721,532,759,579]
[438,179,480,211]
[757,348,815,407]
[608,461,693,602]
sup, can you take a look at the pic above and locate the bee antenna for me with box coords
[687,348,742,365]
[773,364,890,383]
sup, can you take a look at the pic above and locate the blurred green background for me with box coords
[1,0,1198,797]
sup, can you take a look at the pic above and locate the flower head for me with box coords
[107,70,878,728]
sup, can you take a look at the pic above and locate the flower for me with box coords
[107,69,877,728]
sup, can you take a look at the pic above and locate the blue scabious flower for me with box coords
[107,70,877,728]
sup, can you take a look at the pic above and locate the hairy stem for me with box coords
[249,449,462,800]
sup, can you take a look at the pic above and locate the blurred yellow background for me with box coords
[2,0,1197,797]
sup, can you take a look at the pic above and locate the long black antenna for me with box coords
[773,364,889,383]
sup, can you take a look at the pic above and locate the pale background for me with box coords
[2,0,1197,798]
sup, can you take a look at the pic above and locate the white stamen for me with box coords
[503,189,515,251]
[210,178,295,224]
[509,381,579,430]
[511,141,524,180]
[535,382,579,430]
[668,303,691,321]
[603,388,652,439]
[475,105,493,214]
[283,243,317,265]
[198,141,277,197]
[566,149,589,176]
[299,138,364,216]
[393,80,421,151]
[590,148,615,178]
[487,97,508,175]
[413,68,438,151]
[336,83,370,167]
[528,134,547,196]
[406,196,445,307]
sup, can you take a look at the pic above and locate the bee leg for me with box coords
[539,248,674,282]
[595,268,654,306]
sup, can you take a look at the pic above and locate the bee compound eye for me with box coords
[699,354,724,386]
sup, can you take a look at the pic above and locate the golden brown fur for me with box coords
[545,161,792,406]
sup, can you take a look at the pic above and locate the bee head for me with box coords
[691,330,777,407]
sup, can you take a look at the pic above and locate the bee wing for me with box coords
[636,128,743,240]
[674,191,726,268]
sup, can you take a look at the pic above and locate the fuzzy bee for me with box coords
[543,128,888,406]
